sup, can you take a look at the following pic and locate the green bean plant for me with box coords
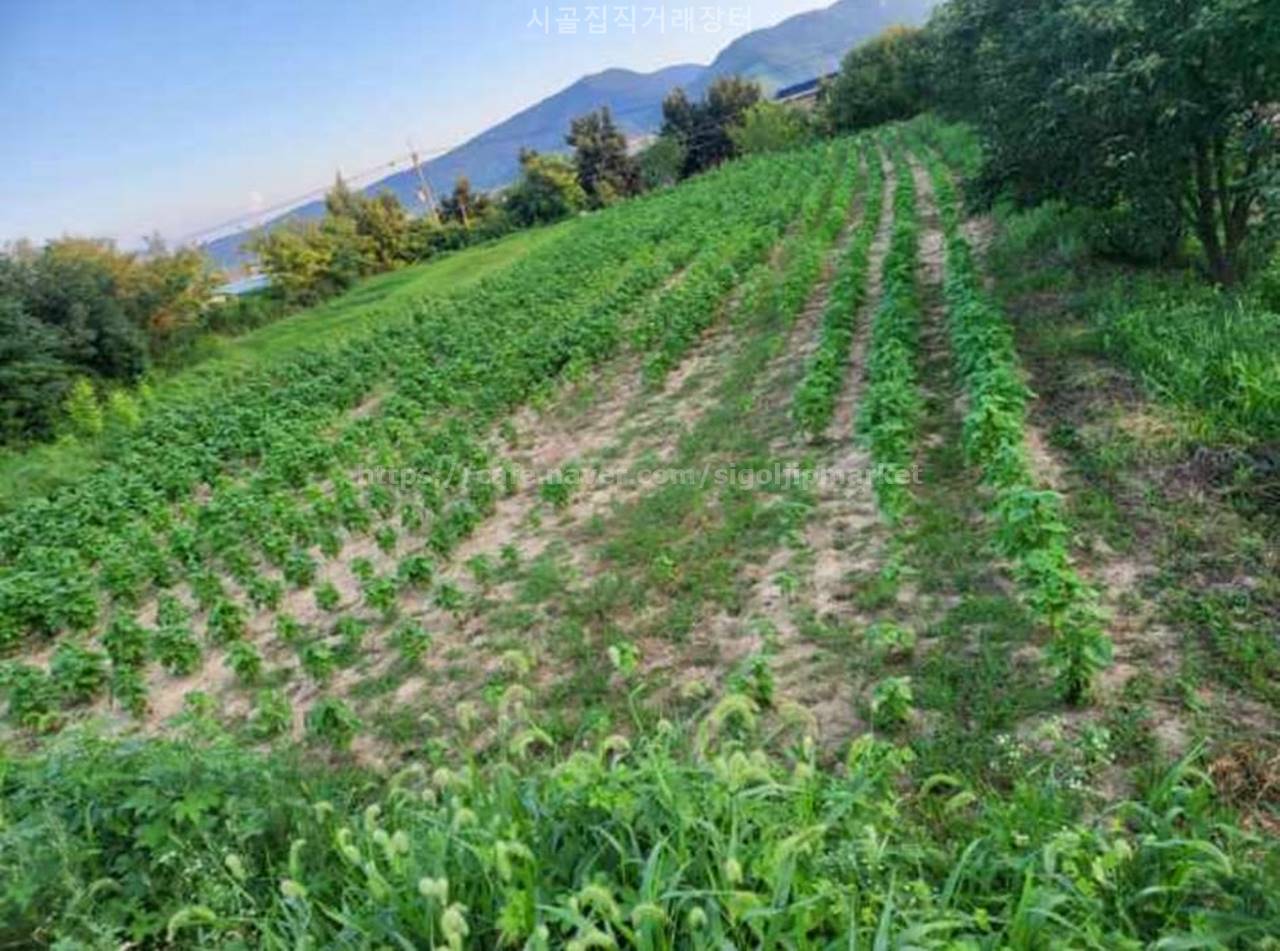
[857,138,924,522]
[794,142,886,437]
[49,643,109,704]
[915,143,1113,704]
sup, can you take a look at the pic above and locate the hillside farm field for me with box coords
[2,124,1279,946]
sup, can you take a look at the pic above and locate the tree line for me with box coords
[0,239,227,444]
[249,76,817,309]
[819,0,1278,286]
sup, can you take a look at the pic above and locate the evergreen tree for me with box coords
[567,107,640,206]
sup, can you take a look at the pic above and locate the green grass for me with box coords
[1093,280,1280,444]
[3,725,1276,948]
[980,190,1279,447]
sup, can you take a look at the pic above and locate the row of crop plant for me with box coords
[0,143,857,728]
[0,147,834,646]
[917,145,1113,703]
[856,137,922,522]
[636,138,859,381]
[793,142,887,437]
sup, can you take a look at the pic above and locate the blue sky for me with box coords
[0,0,829,246]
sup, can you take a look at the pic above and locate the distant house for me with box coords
[213,273,271,300]
[774,73,838,111]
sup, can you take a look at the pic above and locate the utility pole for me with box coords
[408,139,441,225]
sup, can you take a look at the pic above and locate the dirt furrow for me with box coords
[385,174,874,759]
[699,153,898,750]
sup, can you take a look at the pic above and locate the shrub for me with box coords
[49,643,109,704]
[226,641,263,685]
[305,698,361,751]
[152,626,202,676]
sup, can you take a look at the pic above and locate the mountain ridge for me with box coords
[205,0,935,270]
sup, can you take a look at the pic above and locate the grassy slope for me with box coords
[206,226,566,368]
[0,224,567,508]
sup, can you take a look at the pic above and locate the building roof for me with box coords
[775,73,837,102]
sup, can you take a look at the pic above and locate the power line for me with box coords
[408,138,441,224]
[181,151,423,246]
[179,93,700,248]
[184,71,790,252]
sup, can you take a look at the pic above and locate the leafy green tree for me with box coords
[0,295,73,443]
[0,235,222,445]
[662,76,762,177]
[933,0,1279,283]
[503,151,586,227]
[323,173,363,220]
[321,176,410,270]
[438,176,493,229]
[567,107,640,206]
[354,192,411,269]
[636,135,686,190]
[824,25,930,133]
[248,215,363,306]
[729,101,814,155]
[127,236,222,358]
[248,224,325,305]
[660,88,698,152]
[22,240,147,382]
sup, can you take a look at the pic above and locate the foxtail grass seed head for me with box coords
[223,853,246,881]
[418,876,449,903]
[441,902,470,949]
[280,879,307,900]
[335,827,361,865]
[724,856,744,885]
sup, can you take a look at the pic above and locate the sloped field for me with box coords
[2,127,1278,947]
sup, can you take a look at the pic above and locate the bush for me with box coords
[824,26,930,133]
[62,378,103,438]
[729,101,814,156]
[203,289,288,337]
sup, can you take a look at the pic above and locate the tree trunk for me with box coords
[1192,139,1241,287]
